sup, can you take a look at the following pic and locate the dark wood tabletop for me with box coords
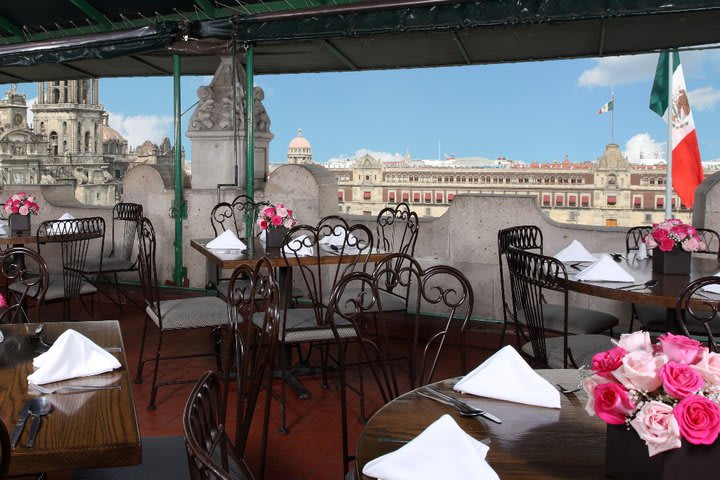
[191,237,390,269]
[355,369,605,480]
[0,321,141,475]
[0,234,36,245]
[564,253,720,308]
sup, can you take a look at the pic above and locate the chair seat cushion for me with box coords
[522,334,615,369]
[543,304,619,335]
[84,257,135,273]
[253,308,356,342]
[635,304,720,334]
[146,296,228,330]
[10,273,97,300]
[217,279,304,300]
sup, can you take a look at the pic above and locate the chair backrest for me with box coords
[110,203,143,264]
[696,228,720,260]
[282,217,374,320]
[376,203,419,256]
[210,196,269,238]
[183,371,255,480]
[505,247,569,368]
[135,217,162,321]
[0,247,49,324]
[676,276,720,352]
[0,413,9,480]
[36,217,105,300]
[225,258,279,479]
[625,226,652,253]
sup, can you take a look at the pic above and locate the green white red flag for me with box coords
[598,99,613,114]
[649,51,703,208]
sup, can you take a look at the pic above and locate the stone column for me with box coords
[92,79,99,105]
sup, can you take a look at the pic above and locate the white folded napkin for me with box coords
[206,229,247,250]
[284,234,313,257]
[553,240,597,263]
[319,230,357,247]
[27,329,121,385]
[575,255,635,283]
[454,345,561,409]
[50,212,77,234]
[362,414,499,480]
[702,272,720,294]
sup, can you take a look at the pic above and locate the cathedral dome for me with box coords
[288,129,311,150]
[102,125,125,143]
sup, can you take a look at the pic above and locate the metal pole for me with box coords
[244,44,255,237]
[610,91,614,144]
[665,51,673,220]
[172,54,186,285]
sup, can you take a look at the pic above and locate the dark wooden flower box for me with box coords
[652,248,691,275]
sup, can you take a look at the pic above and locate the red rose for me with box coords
[659,237,676,252]
[593,382,636,425]
[653,228,669,241]
[674,395,720,445]
[592,347,627,379]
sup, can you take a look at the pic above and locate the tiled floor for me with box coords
[32,287,500,480]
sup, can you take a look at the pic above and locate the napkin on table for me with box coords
[702,272,720,294]
[206,229,247,250]
[27,329,121,385]
[50,212,77,234]
[454,345,561,409]
[319,230,357,248]
[362,414,499,480]
[575,255,635,283]
[553,240,597,263]
[284,234,313,257]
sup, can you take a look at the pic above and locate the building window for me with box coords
[338,191,344,201]
[607,195,617,206]
[581,195,590,207]
[656,197,664,209]
[671,197,677,208]
[413,193,420,203]
[402,192,409,202]
[363,191,371,200]
[568,195,577,207]
[424,193,431,203]
[389,192,396,203]
[542,194,551,206]
[436,193,443,203]
[606,219,618,227]
[555,195,563,206]
[448,194,455,202]
[633,196,642,209]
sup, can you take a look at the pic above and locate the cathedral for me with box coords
[0,80,179,206]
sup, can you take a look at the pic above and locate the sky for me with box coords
[11,47,720,165]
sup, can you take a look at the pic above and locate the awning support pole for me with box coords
[244,43,255,236]
[171,54,187,285]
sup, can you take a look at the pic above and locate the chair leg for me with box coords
[279,344,289,435]
[212,327,223,373]
[259,356,274,480]
[148,329,165,411]
[320,343,329,390]
[135,315,151,384]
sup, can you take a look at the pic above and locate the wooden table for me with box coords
[0,233,36,246]
[0,321,141,475]
[564,253,719,308]
[356,370,605,479]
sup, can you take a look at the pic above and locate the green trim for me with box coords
[69,0,112,29]
[194,0,217,19]
[245,45,255,202]
[172,54,185,286]
[0,16,22,38]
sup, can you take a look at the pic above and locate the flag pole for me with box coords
[665,51,673,219]
[611,90,615,144]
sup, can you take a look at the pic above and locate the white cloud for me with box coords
[107,111,172,148]
[26,96,37,127]
[326,148,404,164]
[623,133,666,164]
[689,86,720,111]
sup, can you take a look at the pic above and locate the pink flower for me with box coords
[592,347,627,379]
[682,236,702,252]
[3,206,11,214]
[674,395,720,445]
[659,362,704,399]
[15,192,26,197]
[18,205,28,215]
[614,331,653,353]
[271,215,283,226]
[26,195,34,202]
[658,333,702,364]
[283,218,295,229]
[613,350,666,392]
[659,237,676,252]
[671,225,689,240]
[275,203,284,209]
[275,206,288,218]
[644,234,658,248]
[0,294,7,308]
[258,220,268,230]
[629,401,682,456]
[653,228,669,241]
[687,225,697,236]
[10,194,19,201]
[592,382,636,425]
[693,348,720,385]
[582,374,611,417]
[262,207,276,218]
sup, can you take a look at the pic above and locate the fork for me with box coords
[29,382,122,394]
[555,383,582,395]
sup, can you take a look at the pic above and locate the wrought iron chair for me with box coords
[492,226,619,350]
[675,276,720,351]
[271,218,374,434]
[14,217,105,321]
[82,203,143,308]
[505,247,614,369]
[630,227,720,332]
[328,259,473,477]
[135,217,228,410]
[223,258,280,480]
[0,247,49,324]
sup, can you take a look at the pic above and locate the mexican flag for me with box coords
[649,51,703,208]
[598,99,613,114]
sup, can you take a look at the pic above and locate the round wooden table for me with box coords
[564,253,720,308]
[355,370,606,479]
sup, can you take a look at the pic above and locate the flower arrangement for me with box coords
[644,218,705,253]
[583,331,720,456]
[4,192,39,216]
[256,203,297,231]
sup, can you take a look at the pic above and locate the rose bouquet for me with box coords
[256,203,296,231]
[644,219,705,253]
[583,331,720,456]
[4,192,39,216]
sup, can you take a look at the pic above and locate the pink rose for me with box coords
[26,195,34,202]
[287,209,293,217]
[592,347,627,379]
[644,234,658,248]
[682,236,702,252]
[0,293,6,308]
[671,225,689,240]
[614,331,652,353]
[275,203,284,209]
[692,348,720,385]
[16,192,26,197]
[262,207,276,218]
[271,215,283,226]
[283,218,295,229]
[653,228,669,241]
[18,205,28,215]
[674,395,720,445]
[258,220,268,230]
[3,206,10,214]
[275,206,288,218]
[613,350,666,392]
[10,194,19,201]
[658,333,702,364]
[592,382,636,425]
[659,362,704,399]
[659,237,676,252]
[629,401,681,456]
[582,374,611,417]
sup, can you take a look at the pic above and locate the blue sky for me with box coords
[13,48,720,164]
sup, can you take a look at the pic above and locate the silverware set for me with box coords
[10,397,52,448]
[418,387,502,424]
[617,279,658,291]
[29,382,122,395]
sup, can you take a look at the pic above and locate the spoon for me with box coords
[619,279,658,291]
[25,396,51,448]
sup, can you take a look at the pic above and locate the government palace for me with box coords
[277,129,719,227]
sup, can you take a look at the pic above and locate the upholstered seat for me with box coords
[10,273,96,301]
[542,304,619,335]
[522,334,615,369]
[146,296,228,330]
[253,308,356,342]
[84,256,134,273]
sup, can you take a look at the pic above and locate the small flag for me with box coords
[598,99,613,114]
[649,51,703,208]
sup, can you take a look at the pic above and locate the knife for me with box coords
[9,400,31,448]
[426,387,503,424]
